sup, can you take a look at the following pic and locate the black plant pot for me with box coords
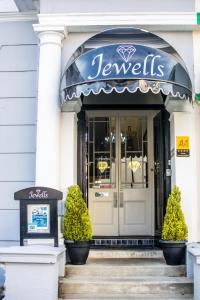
[65,241,90,265]
[159,240,186,265]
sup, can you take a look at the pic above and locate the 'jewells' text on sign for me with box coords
[88,53,165,80]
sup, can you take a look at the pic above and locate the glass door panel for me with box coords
[88,117,116,188]
[119,115,152,236]
[88,116,118,236]
[120,116,148,189]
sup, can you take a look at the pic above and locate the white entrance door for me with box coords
[88,112,154,236]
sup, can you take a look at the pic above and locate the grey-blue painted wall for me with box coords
[40,0,195,13]
[0,21,38,245]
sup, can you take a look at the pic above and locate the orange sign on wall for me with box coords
[176,136,190,157]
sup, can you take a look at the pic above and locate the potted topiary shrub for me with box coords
[159,186,188,265]
[63,185,93,265]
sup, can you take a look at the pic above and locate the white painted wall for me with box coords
[168,103,200,242]
[60,112,78,190]
[40,0,195,13]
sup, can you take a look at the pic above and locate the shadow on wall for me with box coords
[0,267,5,299]
[83,90,164,106]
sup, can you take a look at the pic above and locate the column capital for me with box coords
[61,99,82,114]
[165,97,200,114]
[33,24,67,45]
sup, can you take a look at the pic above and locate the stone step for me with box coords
[59,276,193,298]
[65,258,186,277]
[58,295,193,300]
[88,249,163,259]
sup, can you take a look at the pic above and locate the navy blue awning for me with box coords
[60,28,192,103]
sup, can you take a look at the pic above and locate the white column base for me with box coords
[0,246,65,300]
[187,244,200,300]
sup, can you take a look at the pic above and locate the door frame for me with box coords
[154,110,171,236]
[84,110,158,236]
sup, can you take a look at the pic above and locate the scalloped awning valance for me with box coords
[60,28,192,103]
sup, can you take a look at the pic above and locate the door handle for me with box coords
[120,192,124,208]
[113,192,118,208]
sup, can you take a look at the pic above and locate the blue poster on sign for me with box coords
[32,207,48,228]
[28,204,50,233]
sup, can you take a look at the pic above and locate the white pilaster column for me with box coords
[193,30,200,100]
[193,0,200,100]
[166,100,200,242]
[60,100,82,191]
[196,0,200,11]
[34,27,65,189]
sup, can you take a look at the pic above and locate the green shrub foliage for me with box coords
[162,186,188,241]
[63,185,92,241]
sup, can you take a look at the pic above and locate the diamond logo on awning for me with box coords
[116,45,136,62]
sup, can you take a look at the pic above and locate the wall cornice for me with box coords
[38,12,198,32]
[0,11,37,22]
[0,11,198,31]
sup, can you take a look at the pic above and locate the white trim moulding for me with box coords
[0,11,37,23]
[37,12,198,32]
